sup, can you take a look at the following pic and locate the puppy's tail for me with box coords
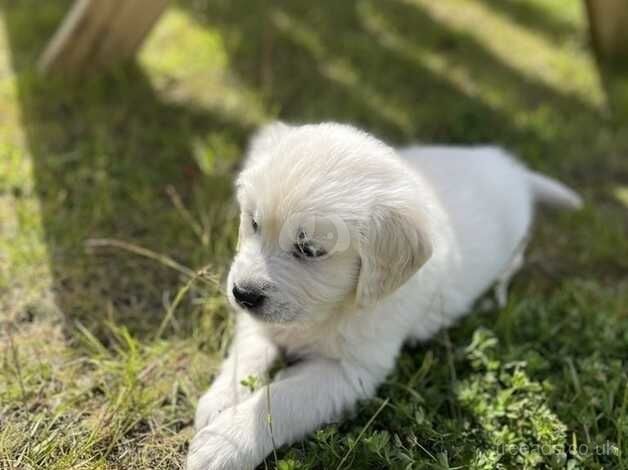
[528,171,583,210]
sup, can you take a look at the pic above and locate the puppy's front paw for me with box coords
[187,406,267,470]
[194,386,243,431]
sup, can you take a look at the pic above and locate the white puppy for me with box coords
[187,122,581,470]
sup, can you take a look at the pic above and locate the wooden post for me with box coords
[39,0,169,74]
[585,0,628,120]
[585,0,628,64]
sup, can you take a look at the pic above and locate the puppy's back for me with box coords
[398,145,533,246]
[397,145,533,316]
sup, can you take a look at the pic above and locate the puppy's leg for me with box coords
[494,237,528,308]
[187,358,385,470]
[194,314,279,430]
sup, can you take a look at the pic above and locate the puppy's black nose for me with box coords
[232,284,265,309]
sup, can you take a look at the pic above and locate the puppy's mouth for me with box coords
[228,296,299,325]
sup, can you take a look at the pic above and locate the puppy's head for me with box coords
[227,122,433,324]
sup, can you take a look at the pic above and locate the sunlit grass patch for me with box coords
[413,0,603,108]
[140,7,267,127]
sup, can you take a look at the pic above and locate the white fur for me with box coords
[187,122,581,470]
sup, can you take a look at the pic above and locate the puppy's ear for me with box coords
[356,205,433,307]
[247,121,292,156]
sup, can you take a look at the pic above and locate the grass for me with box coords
[0,0,627,468]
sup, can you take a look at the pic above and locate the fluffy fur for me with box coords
[187,122,581,470]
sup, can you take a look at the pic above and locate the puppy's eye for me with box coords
[251,218,258,232]
[294,239,327,259]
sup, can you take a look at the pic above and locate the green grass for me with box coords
[0,0,627,468]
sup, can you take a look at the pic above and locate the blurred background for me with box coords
[1,1,627,469]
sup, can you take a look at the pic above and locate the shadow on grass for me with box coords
[2,0,244,340]
[591,57,628,124]
[179,0,601,164]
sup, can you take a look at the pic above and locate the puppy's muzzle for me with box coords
[232,284,266,310]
